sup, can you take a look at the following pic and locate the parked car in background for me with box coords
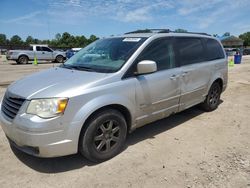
[0,48,7,55]
[6,45,66,64]
[66,48,82,59]
[224,48,239,56]
[243,48,250,55]
[0,30,228,162]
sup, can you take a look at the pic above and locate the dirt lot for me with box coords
[0,57,249,188]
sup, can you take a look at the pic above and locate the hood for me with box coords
[7,67,109,99]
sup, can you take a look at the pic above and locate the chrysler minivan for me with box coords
[0,30,228,162]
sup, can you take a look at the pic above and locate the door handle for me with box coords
[182,72,188,76]
[182,70,192,76]
[42,52,45,54]
[170,75,179,80]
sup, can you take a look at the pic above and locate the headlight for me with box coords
[27,98,68,118]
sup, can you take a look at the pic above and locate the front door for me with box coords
[134,37,181,127]
[41,46,53,60]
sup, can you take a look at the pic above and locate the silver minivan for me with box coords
[0,30,228,162]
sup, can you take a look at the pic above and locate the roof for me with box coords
[117,29,212,39]
[119,32,215,40]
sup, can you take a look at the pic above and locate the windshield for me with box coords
[62,37,146,73]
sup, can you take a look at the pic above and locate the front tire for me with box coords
[55,55,64,63]
[79,109,127,162]
[201,82,222,111]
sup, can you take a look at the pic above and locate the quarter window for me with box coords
[205,39,225,60]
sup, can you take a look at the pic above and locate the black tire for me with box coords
[79,109,127,162]
[18,55,28,64]
[201,82,222,112]
[55,55,64,63]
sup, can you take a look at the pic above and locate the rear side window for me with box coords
[175,37,205,66]
[137,38,175,71]
[205,39,225,60]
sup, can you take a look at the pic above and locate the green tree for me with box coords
[88,35,98,44]
[223,32,230,37]
[0,34,7,45]
[55,33,61,41]
[33,38,41,44]
[174,28,188,33]
[25,36,34,44]
[59,32,72,47]
[75,35,88,47]
[10,35,23,45]
[239,32,250,46]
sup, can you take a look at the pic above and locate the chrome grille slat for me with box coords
[3,98,20,110]
[2,101,19,114]
[7,97,24,105]
[2,105,16,119]
[1,91,25,121]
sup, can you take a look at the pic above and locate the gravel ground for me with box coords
[0,56,249,188]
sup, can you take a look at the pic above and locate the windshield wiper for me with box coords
[60,64,75,70]
[64,64,96,72]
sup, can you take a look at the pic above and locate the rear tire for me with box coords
[18,55,28,64]
[79,109,127,162]
[201,82,222,112]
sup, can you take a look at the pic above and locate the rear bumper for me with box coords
[6,54,17,61]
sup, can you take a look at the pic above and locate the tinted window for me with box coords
[137,38,175,71]
[205,39,225,60]
[175,37,205,66]
[36,46,42,51]
[41,47,52,52]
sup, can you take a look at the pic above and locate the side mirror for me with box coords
[137,60,157,75]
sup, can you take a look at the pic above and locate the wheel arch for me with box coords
[77,103,132,151]
[80,103,132,134]
[206,76,224,95]
[18,54,29,60]
[213,78,223,90]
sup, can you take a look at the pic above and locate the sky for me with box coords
[0,0,250,40]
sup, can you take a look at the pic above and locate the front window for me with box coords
[62,37,146,73]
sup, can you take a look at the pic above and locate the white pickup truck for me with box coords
[6,45,66,64]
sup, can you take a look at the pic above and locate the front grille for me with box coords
[1,91,25,121]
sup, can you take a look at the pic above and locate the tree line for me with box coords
[0,30,250,48]
[0,32,99,48]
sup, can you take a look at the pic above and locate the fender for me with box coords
[72,93,136,132]
[206,60,228,95]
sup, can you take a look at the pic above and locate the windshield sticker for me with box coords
[123,38,141,42]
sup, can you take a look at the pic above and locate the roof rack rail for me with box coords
[177,31,211,36]
[125,29,211,36]
[125,29,171,34]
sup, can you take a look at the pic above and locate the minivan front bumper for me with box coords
[0,103,80,158]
